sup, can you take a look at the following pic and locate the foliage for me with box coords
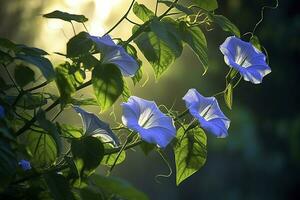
[0,0,272,199]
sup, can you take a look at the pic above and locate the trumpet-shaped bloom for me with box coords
[89,35,139,77]
[18,160,31,171]
[73,106,120,146]
[183,89,230,138]
[220,36,271,84]
[121,96,176,148]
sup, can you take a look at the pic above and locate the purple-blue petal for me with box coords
[0,105,5,118]
[18,160,31,171]
[220,36,271,84]
[121,96,176,148]
[183,89,230,137]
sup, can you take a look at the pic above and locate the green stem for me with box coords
[104,139,142,155]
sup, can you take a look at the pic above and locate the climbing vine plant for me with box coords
[0,0,277,199]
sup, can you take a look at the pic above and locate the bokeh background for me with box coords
[1,0,299,199]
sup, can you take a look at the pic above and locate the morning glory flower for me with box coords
[89,35,139,77]
[220,36,271,84]
[73,106,120,146]
[121,96,176,148]
[183,89,230,138]
[18,160,31,171]
[0,105,5,118]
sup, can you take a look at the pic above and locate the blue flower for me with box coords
[220,36,271,84]
[0,105,5,118]
[121,96,176,148]
[89,35,139,77]
[183,89,230,138]
[18,160,31,171]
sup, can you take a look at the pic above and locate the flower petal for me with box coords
[220,36,271,84]
[121,96,176,147]
[183,89,230,137]
[89,34,139,77]
[73,106,120,146]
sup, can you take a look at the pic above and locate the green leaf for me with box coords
[37,110,63,154]
[71,136,104,171]
[150,18,183,57]
[133,2,155,22]
[124,43,143,85]
[44,172,74,200]
[140,141,156,156]
[209,14,240,37]
[70,97,98,106]
[174,126,207,185]
[192,0,218,11]
[159,1,193,15]
[0,49,13,64]
[43,10,88,23]
[250,35,262,51]
[90,174,149,200]
[0,37,16,50]
[178,22,208,74]
[101,144,126,166]
[0,139,17,191]
[58,124,83,138]
[79,187,104,200]
[67,32,94,58]
[0,76,10,90]
[224,82,233,109]
[134,30,176,78]
[16,93,47,110]
[14,64,35,87]
[26,130,57,167]
[55,63,76,104]
[92,63,124,112]
[122,81,131,101]
[16,54,55,81]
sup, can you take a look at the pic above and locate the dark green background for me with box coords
[1,0,299,199]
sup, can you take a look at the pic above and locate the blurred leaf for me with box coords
[16,54,55,81]
[14,64,35,87]
[133,2,155,22]
[224,82,233,109]
[0,76,11,90]
[0,139,17,191]
[101,144,126,166]
[67,32,94,58]
[174,126,207,185]
[26,130,57,167]
[159,1,193,15]
[55,63,76,104]
[43,10,88,23]
[79,187,104,200]
[37,110,63,154]
[71,136,104,171]
[92,63,124,111]
[179,22,208,74]
[44,172,74,200]
[250,35,262,51]
[209,14,240,37]
[134,28,176,78]
[192,0,218,11]
[73,106,120,146]
[90,174,149,200]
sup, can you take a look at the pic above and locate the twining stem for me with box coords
[103,0,136,36]
[108,131,135,173]
[1,63,21,92]
[14,0,180,137]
